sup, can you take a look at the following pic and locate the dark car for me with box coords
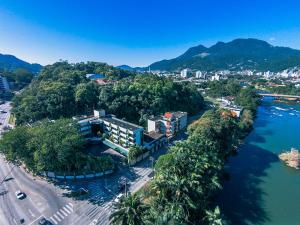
[38,217,52,225]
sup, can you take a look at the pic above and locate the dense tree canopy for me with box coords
[99,75,204,125]
[12,62,204,126]
[111,109,256,225]
[1,68,34,90]
[12,61,137,124]
[111,90,259,225]
[0,119,114,173]
[207,80,241,98]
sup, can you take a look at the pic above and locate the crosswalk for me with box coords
[49,202,73,224]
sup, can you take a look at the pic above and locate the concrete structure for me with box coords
[180,69,191,78]
[144,131,166,151]
[211,74,220,81]
[147,112,188,138]
[195,71,206,79]
[74,110,144,148]
[217,98,243,118]
[101,116,144,147]
[222,105,243,117]
[86,73,105,80]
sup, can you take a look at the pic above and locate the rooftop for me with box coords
[102,116,143,131]
[144,131,165,143]
[149,111,187,121]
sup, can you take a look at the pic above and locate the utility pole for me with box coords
[149,156,155,179]
[124,177,127,196]
[0,164,16,186]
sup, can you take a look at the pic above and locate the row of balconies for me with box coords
[103,122,135,134]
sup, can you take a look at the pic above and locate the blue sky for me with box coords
[1,0,300,67]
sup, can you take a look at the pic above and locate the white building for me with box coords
[195,71,206,79]
[148,112,187,138]
[101,116,144,147]
[180,69,191,78]
[74,110,144,148]
[211,74,220,81]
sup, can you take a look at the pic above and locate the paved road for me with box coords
[0,155,75,225]
[0,101,188,225]
[0,145,167,225]
[0,102,75,225]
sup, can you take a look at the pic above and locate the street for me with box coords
[0,145,166,225]
[0,101,179,225]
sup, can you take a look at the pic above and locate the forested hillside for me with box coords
[12,61,204,125]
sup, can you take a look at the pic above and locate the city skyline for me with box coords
[1,0,300,67]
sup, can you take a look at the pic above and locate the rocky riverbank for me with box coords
[279,148,300,169]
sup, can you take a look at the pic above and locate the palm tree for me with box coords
[110,193,149,225]
[205,206,223,225]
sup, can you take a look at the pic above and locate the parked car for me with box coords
[38,217,52,225]
[15,190,25,199]
[114,193,124,203]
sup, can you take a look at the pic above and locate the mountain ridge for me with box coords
[148,38,300,72]
[0,53,42,74]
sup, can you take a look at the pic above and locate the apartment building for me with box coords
[75,110,144,148]
[147,112,188,138]
[101,116,144,148]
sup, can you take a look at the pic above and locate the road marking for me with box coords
[28,209,36,217]
[60,208,68,216]
[54,214,61,222]
[28,215,43,225]
[89,219,98,225]
[50,216,58,224]
[66,204,73,211]
[56,211,64,219]
[13,218,18,225]
[63,206,72,214]
[69,202,73,207]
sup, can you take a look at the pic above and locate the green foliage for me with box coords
[12,62,204,126]
[205,206,223,225]
[110,193,149,225]
[99,75,204,124]
[12,61,136,124]
[0,53,42,73]
[267,84,300,96]
[238,109,254,135]
[128,145,145,163]
[1,68,34,90]
[75,82,99,113]
[235,87,260,112]
[149,38,300,72]
[144,110,242,224]
[207,80,241,98]
[109,89,257,225]
[0,119,114,173]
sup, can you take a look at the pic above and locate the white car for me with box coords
[15,190,25,199]
[114,193,124,203]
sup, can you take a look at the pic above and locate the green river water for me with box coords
[219,98,300,225]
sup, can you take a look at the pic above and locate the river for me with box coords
[219,97,300,225]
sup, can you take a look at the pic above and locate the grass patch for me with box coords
[8,114,16,126]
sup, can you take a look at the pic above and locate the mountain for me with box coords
[0,53,42,74]
[117,65,146,72]
[149,38,300,72]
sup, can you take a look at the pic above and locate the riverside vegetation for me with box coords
[110,81,260,225]
[0,61,260,224]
